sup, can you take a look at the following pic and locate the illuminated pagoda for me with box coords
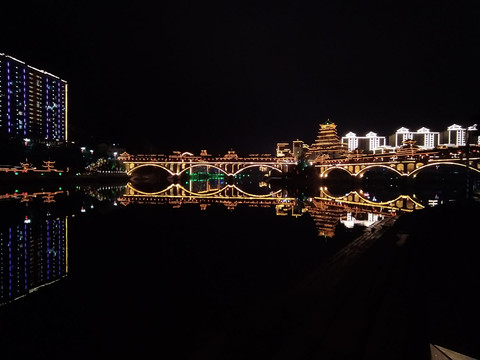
[306,119,348,162]
[0,53,68,143]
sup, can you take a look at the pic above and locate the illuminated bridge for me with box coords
[315,146,480,178]
[118,151,297,177]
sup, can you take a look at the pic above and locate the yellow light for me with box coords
[65,83,68,141]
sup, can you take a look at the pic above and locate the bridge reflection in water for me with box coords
[119,148,480,236]
[118,169,426,238]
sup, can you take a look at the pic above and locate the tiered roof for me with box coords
[306,119,348,160]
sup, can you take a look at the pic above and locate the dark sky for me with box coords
[2,1,480,155]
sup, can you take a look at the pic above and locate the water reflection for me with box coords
[0,166,475,306]
[0,184,124,306]
[124,165,478,238]
[0,192,68,306]
[0,168,476,358]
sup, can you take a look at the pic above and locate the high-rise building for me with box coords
[413,127,440,149]
[389,127,414,148]
[341,131,386,153]
[442,124,478,146]
[0,53,68,143]
[389,127,442,149]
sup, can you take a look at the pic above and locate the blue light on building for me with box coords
[0,53,68,143]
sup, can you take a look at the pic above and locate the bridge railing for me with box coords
[119,152,296,163]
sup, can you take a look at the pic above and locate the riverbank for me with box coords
[0,169,129,184]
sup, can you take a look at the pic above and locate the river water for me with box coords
[0,166,476,359]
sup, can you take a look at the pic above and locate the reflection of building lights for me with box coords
[341,212,382,228]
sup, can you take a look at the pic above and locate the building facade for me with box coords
[413,127,440,149]
[341,131,386,153]
[292,139,308,161]
[442,124,478,146]
[389,127,414,148]
[0,53,68,143]
[276,142,291,157]
[388,127,442,149]
[337,123,479,155]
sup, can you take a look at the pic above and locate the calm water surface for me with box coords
[0,167,475,358]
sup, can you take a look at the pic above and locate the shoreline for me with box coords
[0,170,129,183]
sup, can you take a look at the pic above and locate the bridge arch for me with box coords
[229,185,283,198]
[177,164,229,176]
[233,164,283,176]
[319,189,424,210]
[409,161,480,177]
[127,163,174,176]
[320,166,352,177]
[355,164,404,177]
[127,183,283,198]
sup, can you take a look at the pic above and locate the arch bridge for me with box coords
[316,151,480,178]
[119,151,296,177]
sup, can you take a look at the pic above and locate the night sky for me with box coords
[2,1,480,155]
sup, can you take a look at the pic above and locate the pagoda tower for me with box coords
[306,119,348,161]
